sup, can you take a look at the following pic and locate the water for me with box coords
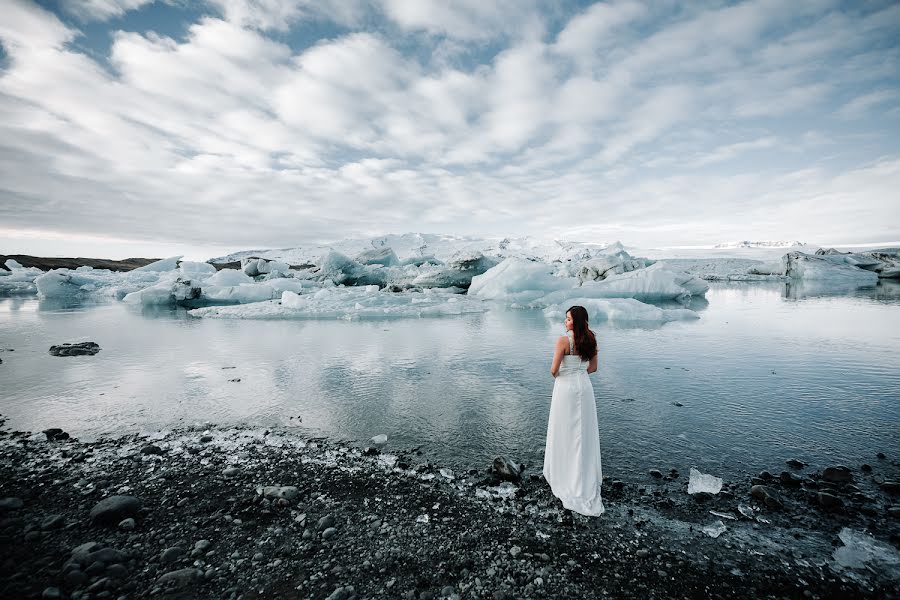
[1,282,899,482]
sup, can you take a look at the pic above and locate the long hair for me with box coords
[568,305,597,361]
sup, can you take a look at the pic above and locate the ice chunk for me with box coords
[783,252,878,285]
[468,258,573,304]
[702,520,727,538]
[178,261,217,279]
[370,434,388,445]
[439,468,454,480]
[832,527,900,571]
[687,468,722,495]
[415,514,430,523]
[0,260,44,294]
[4,259,24,269]
[204,269,253,286]
[190,287,486,320]
[543,298,699,324]
[199,283,277,304]
[133,256,182,272]
[357,247,400,267]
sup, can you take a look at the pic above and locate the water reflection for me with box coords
[1,285,898,483]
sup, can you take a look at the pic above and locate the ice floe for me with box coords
[783,252,879,286]
[189,286,488,320]
[0,260,44,294]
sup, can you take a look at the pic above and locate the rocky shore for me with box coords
[1,420,898,600]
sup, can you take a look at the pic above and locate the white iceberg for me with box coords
[468,258,571,304]
[35,267,163,300]
[0,260,44,294]
[783,252,878,285]
[204,268,254,287]
[189,286,487,320]
[543,298,699,323]
[687,468,722,495]
[132,256,182,272]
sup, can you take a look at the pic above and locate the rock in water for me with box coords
[491,457,523,483]
[687,468,722,495]
[822,466,853,483]
[49,342,100,357]
[750,485,783,510]
[89,496,140,525]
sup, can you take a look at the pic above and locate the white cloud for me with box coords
[380,0,542,41]
[60,0,158,22]
[207,0,369,31]
[837,90,900,118]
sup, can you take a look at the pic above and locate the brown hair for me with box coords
[568,305,597,361]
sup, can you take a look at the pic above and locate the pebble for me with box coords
[509,545,521,558]
[222,467,240,477]
[649,469,663,478]
[322,527,337,540]
[140,444,163,455]
[317,514,336,530]
[106,563,128,579]
[118,518,136,531]
[194,539,212,552]
[822,466,853,483]
[817,492,844,511]
[42,587,62,599]
[89,495,141,525]
[636,549,650,558]
[41,515,65,530]
[200,435,214,443]
[161,547,184,563]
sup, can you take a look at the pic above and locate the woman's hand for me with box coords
[550,336,568,378]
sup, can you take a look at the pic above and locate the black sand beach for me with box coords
[1,420,898,599]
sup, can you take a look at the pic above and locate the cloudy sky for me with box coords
[1,0,899,259]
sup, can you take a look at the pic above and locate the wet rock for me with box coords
[822,466,853,483]
[42,428,65,441]
[49,342,100,357]
[161,547,184,563]
[757,471,774,480]
[200,435,213,443]
[106,563,128,579]
[41,587,62,599]
[194,539,212,552]
[780,471,803,486]
[317,515,336,531]
[140,444,163,455]
[222,467,240,477]
[785,459,806,469]
[363,446,380,456]
[0,497,23,511]
[89,495,140,525]
[861,463,872,472]
[880,481,900,495]
[322,527,337,540]
[65,569,87,586]
[750,485,783,510]
[888,507,900,519]
[877,452,886,459]
[118,517,135,530]
[491,457,523,483]
[611,480,625,490]
[817,492,844,511]
[157,567,202,588]
[261,486,299,501]
[649,469,663,478]
[40,515,64,530]
[326,586,355,600]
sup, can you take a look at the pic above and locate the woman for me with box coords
[543,305,604,517]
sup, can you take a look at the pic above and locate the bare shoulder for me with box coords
[556,335,569,351]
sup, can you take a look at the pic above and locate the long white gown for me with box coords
[542,332,605,516]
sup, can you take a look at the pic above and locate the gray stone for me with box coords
[41,515,65,530]
[649,469,663,478]
[222,467,240,477]
[71,542,102,564]
[106,563,128,579]
[161,547,184,563]
[86,561,105,576]
[200,435,214,443]
[491,456,523,483]
[326,586,355,600]
[322,527,337,540]
[194,539,212,552]
[817,492,844,511]
[140,444,163,455]
[42,587,62,599]
[90,496,140,525]
[880,481,900,495]
[750,485,783,510]
[785,459,806,469]
[822,466,853,483]
[261,486,299,501]
[0,497,23,511]
[157,568,202,588]
[636,549,650,558]
[317,515,336,531]
[780,471,803,486]
[65,569,88,586]
[49,342,100,357]
[118,518,136,531]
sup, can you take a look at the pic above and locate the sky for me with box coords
[1,0,899,260]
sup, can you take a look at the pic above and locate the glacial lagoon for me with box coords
[2,281,898,482]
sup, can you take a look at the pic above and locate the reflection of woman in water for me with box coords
[543,305,604,517]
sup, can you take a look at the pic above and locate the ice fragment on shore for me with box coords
[687,468,722,495]
[439,468,454,480]
[709,510,736,520]
[702,521,727,538]
[832,528,900,571]
[415,514,430,524]
[370,434,388,445]
[737,504,755,519]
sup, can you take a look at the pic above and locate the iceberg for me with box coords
[468,258,572,304]
[543,298,700,323]
[132,256,182,272]
[356,247,400,267]
[0,260,44,294]
[783,252,878,285]
[189,286,488,320]
[687,468,722,495]
[203,268,253,286]
[35,267,162,300]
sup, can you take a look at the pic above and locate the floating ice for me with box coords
[468,258,571,304]
[543,298,700,324]
[832,528,900,572]
[35,267,162,300]
[687,468,723,495]
[702,520,727,538]
[190,286,487,320]
[204,269,253,286]
[0,260,44,294]
[783,252,879,285]
[133,256,182,272]
[370,434,388,445]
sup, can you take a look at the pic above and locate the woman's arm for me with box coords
[550,336,568,378]
[587,352,598,374]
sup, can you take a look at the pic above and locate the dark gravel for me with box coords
[1,420,898,600]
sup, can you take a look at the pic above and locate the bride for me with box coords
[543,305,605,517]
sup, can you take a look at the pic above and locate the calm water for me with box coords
[1,282,899,482]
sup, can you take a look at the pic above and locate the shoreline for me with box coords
[1,423,898,599]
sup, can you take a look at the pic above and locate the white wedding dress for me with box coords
[542,331,605,516]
